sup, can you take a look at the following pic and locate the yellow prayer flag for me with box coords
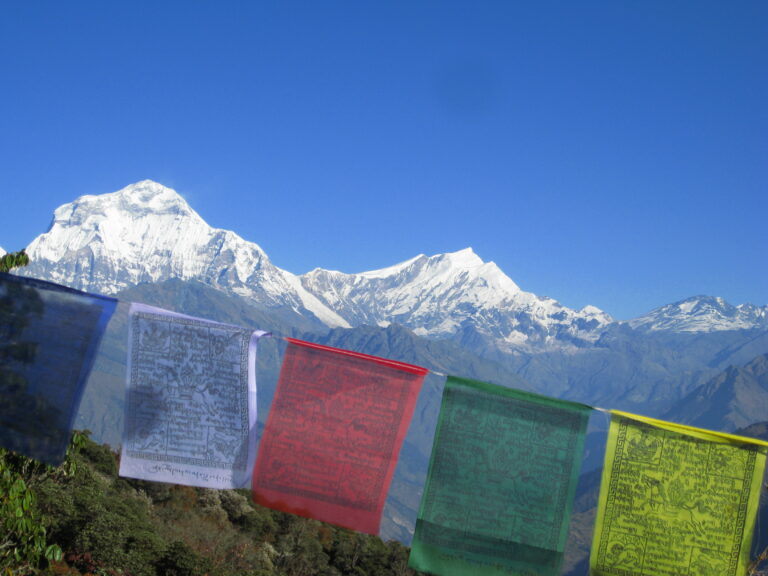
[590,411,767,576]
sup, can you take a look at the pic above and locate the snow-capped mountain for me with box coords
[21,181,349,327]
[628,296,768,333]
[16,180,768,352]
[301,249,613,351]
[19,180,617,352]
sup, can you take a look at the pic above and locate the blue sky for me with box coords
[1,1,766,320]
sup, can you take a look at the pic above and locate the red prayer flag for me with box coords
[253,338,428,534]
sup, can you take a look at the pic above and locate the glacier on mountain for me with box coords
[22,181,349,328]
[17,180,768,352]
[301,248,613,351]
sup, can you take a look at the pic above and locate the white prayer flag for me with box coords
[120,303,267,489]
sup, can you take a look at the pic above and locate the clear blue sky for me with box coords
[1,1,766,320]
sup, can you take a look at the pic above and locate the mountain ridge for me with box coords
[628,295,768,333]
[663,353,768,432]
[22,180,348,329]
[17,180,768,355]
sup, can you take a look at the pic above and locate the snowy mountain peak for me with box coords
[443,247,483,267]
[45,179,768,352]
[628,295,768,333]
[301,247,610,351]
[19,180,349,328]
[54,180,195,223]
[19,180,619,352]
[111,180,195,215]
[358,249,521,293]
[37,181,202,263]
[27,181,216,280]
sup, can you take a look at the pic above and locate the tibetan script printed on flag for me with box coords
[253,338,428,534]
[590,412,767,576]
[0,273,117,465]
[409,376,591,576]
[120,304,266,489]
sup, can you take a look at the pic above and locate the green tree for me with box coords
[0,433,81,572]
[0,250,29,274]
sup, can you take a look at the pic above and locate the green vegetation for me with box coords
[0,446,64,572]
[1,248,65,572]
[1,432,419,576]
[0,250,30,274]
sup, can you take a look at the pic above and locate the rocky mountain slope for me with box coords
[664,352,768,432]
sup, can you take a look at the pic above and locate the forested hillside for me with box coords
[1,432,418,576]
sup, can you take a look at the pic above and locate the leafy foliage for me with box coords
[1,432,420,575]
[0,250,29,274]
[0,437,76,572]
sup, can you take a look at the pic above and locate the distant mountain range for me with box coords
[13,179,768,442]
[665,352,768,432]
[16,180,768,416]
[10,180,768,549]
[18,180,768,352]
[629,296,768,333]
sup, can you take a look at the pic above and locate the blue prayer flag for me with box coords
[0,273,117,465]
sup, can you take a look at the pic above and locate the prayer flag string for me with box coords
[4,273,768,576]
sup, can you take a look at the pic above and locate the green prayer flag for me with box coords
[409,376,591,576]
[590,412,768,576]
